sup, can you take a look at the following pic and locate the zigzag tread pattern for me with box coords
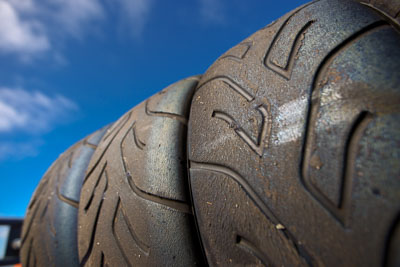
[78,78,203,266]
[190,161,315,266]
[188,0,400,266]
[356,0,400,27]
[301,21,387,227]
[21,128,106,267]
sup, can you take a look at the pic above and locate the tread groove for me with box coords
[84,112,132,185]
[384,212,400,267]
[48,215,57,237]
[84,142,98,150]
[220,41,253,62]
[212,103,270,157]
[21,203,40,246]
[132,124,146,150]
[111,197,149,267]
[339,111,373,218]
[359,2,400,29]
[110,198,133,267]
[124,163,191,214]
[119,199,150,255]
[301,20,387,226]
[191,161,279,224]
[21,128,109,267]
[67,151,74,169]
[120,124,191,214]
[26,239,33,267]
[145,99,188,125]
[39,201,49,221]
[236,235,271,266]
[84,162,107,212]
[103,113,131,141]
[263,1,317,79]
[100,251,105,267]
[198,76,254,101]
[57,186,79,208]
[28,178,49,210]
[80,170,108,266]
[264,20,315,79]
[190,161,315,266]
[77,77,204,266]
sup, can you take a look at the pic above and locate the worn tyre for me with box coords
[355,0,400,26]
[188,0,400,266]
[20,127,108,267]
[77,76,205,266]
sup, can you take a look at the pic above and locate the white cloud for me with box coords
[199,0,226,24]
[50,0,104,38]
[0,87,78,133]
[0,0,49,54]
[114,0,153,38]
[0,88,77,160]
[0,140,42,161]
[0,0,153,57]
[7,0,36,12]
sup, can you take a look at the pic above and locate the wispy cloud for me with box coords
[0,0,153,58]
[109,0,153,38]
[0,0,49,54]
[50,0,104,38]
[199,0,226,24]
[0,140,42,161]
[0,87,78,133]
[0,0,103,58]
[0,87,77,161]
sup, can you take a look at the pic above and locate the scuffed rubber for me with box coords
[77,76,205,266]
[21,127,108,267]
[188,0,400,266]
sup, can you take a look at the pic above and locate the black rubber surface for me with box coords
[188,0,400,266]
[20,1,400,266]
[20,127,108,267]
[77,76,205,266]
[355,0,400,27]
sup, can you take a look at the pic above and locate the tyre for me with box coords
[355,0,400,26]
[77,76,205,266]
[20,127,108,267]
[187,0,400,266]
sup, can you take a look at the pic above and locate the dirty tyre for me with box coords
[188,0,400,266]
[77,77,204,266]
[355,0,400,27]
[20,127,108,267]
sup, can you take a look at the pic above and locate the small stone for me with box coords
[310,154,323,170]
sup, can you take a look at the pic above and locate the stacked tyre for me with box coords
[21,0,400,266]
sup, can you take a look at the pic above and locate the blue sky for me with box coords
[0,0,307,217]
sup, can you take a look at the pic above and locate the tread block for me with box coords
[78,77,205,266]
[188,0,400,266]
[21,127,108,267]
